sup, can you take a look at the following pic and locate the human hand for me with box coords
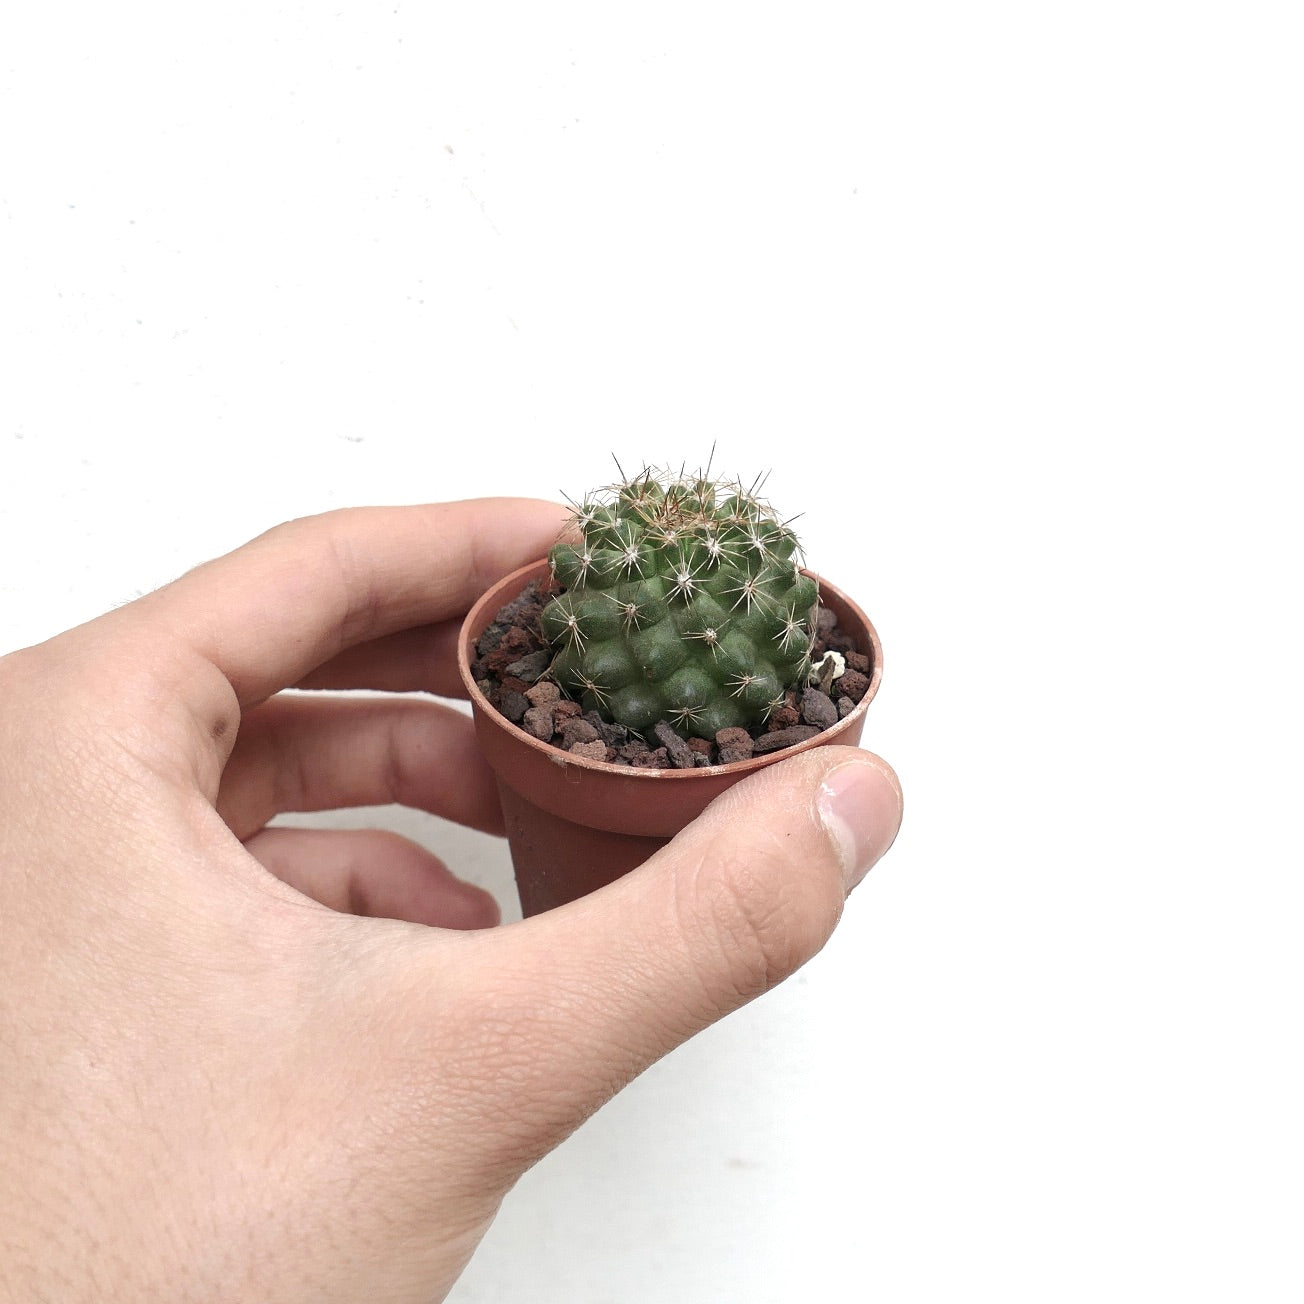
[0,501,902,1303]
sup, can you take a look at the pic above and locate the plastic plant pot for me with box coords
[458,560,883,917]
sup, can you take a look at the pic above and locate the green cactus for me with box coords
[540,466,819,741]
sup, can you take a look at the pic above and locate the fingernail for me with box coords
[816,759,903,893]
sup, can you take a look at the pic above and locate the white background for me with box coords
[2,3,1301,1300]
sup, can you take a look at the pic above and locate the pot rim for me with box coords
[457,559,883,780]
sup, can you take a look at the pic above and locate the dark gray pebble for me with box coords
[652,720,697,769]
[752,725,821,754]
[800,687,839,730]
[583,710,629,747]
[500,690,530,723]
[497,581,547,627]
[505,650,550,684]
[478,622,508,654]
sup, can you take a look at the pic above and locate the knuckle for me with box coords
[252,511,384,651]
[307,512,384,648]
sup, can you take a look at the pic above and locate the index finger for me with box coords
[127,498,568,709]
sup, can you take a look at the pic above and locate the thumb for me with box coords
[443,745,902,1177]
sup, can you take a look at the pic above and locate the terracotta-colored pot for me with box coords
[458,561,883,916]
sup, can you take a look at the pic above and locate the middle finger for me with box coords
[217,693,503,840]
[295,620,465,696]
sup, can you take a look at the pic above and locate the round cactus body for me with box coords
[540,468,818,741]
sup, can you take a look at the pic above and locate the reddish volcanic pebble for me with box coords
[483,626,536,673]
[559,718,600,748]
[714,727,755,765]
[836,669,871,703]
[714,726,753,751]
[767,706,800,731]
[525,681,561,707]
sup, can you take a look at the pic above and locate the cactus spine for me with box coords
[540,466,819,741]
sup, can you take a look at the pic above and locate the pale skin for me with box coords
[0,500,902,1303]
